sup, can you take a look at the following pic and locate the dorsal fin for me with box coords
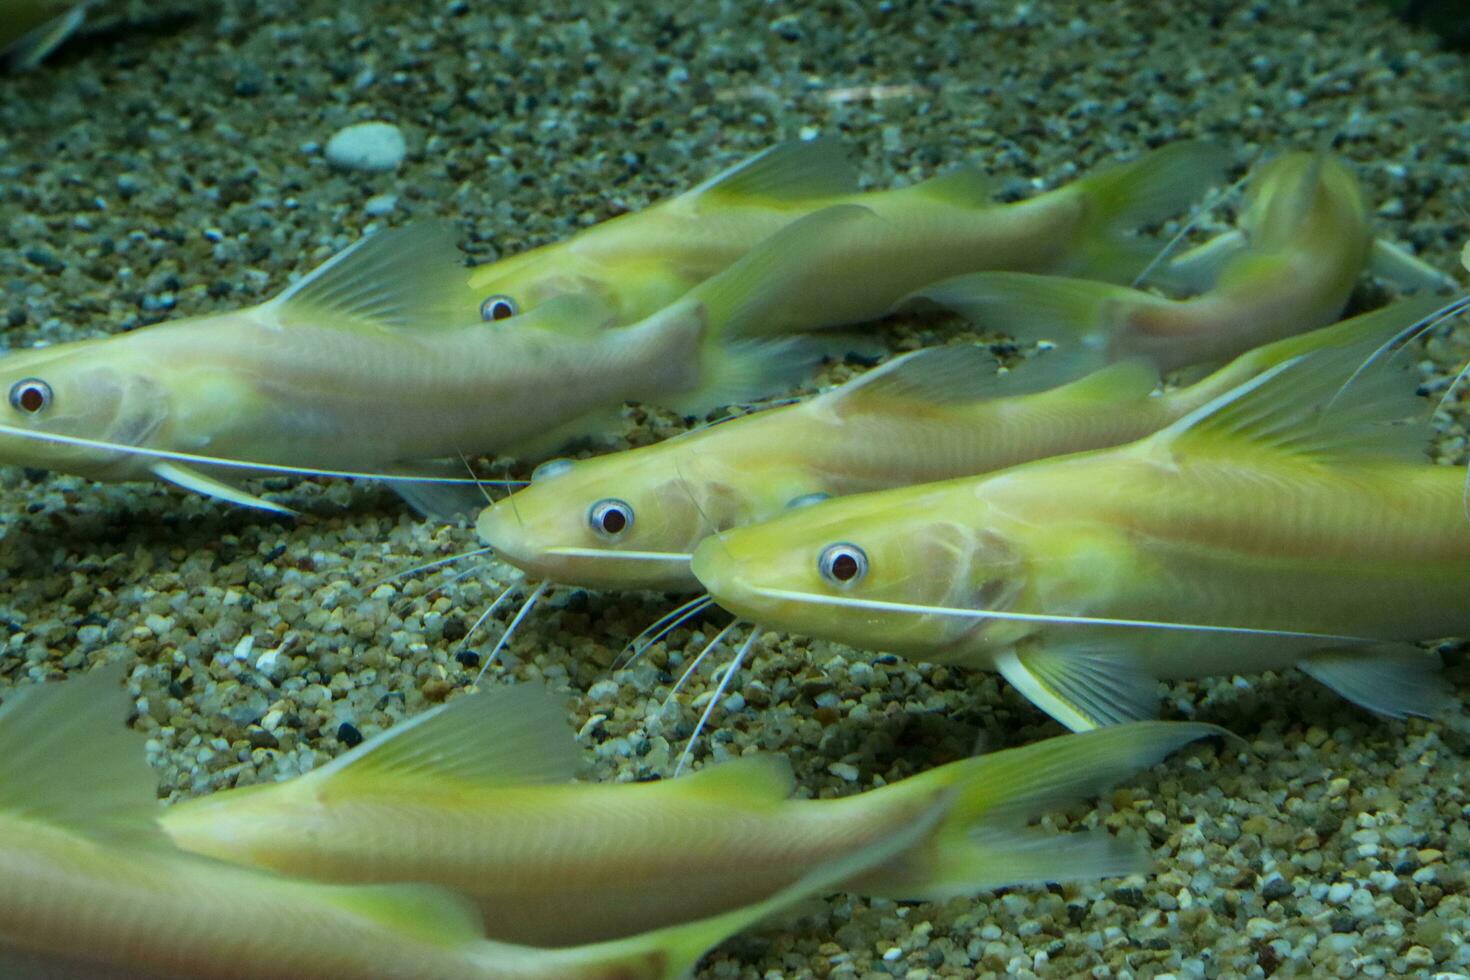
[824,345,1157,412]
[689,203,881,339]
[1143,309,1429,464]
[650,754,794,807]
[267,222,479,332]
[905,165,997,206]
[677,137,860,208]
[309,682,581,794]
[0,664,167,844]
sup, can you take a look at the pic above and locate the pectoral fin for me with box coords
[1153,229,1248,294]
[995,641,1160,732]
[151,461,296,516]
[1368,238,1460,294]
[1298,645,1456,720]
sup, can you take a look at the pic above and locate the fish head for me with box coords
[1239,151,1367,253]
[476,441,784,592]
[0,337,171,477]
[691,483,1031,658]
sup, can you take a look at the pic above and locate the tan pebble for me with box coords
[422,678,453,702]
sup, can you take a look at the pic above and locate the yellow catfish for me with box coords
[917,151,1455,374]
[476,298,1446,593]
[467,137,1229,330]
[162,680,1221,947]
[0,221,813,515]
[689,314,1465,731]
[0,668,944,979]
[1,0,87,69]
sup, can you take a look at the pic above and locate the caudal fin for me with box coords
[1064,141,1232,284]
[913,271,1159,381]
[850,721,1227,901]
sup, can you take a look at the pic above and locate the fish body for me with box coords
[0,223,804,512]
[0,670,943,980]
[478,299,1445,592]
[921,151,1384,374]
[468,138,1229,333]
[690,312,1461,729]
[1,0,86,69]
[161,681,1220,947]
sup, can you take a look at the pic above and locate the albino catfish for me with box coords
[163,679,1223,947]
[690,312,1463,730]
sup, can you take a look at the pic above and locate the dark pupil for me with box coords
[830,552,858,580]
[491,300,514,320]
[17,386,44,412]
[600,508,627,534]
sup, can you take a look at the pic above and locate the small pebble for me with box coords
[325,122,406,172]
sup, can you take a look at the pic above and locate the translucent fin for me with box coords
[855,721,1225,900]
[649,754,795,809]
[1145,307,1431,465]
[906,165,997,206]
[151,461,297,516]
[1068,141,1233,283]
[2,4,85,70]
[1298,645,1455,720]
[678,137,860,207]
[268,222,478,332]
[0,664,167,844]
[309,682,581,793]
[1369,238,1460,294]
[1050,359,1161,403]
[1154,229,1248,294]
[914,271,1152,380]
[516,789,950,978]
[823,344,1155,411]
[1213,296,1447,380]
[996,642,1160,732]
[690,203,881,340]
[385,480,487,524]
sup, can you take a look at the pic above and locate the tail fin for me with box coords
[493,790,951,978]
[1065,141,1232,284]
[914,271,1159,381]
[850,721,1226,901]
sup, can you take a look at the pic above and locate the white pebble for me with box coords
[325,121,406,172]
[827,762,860,782]
[1326,882,1353,903]
[364,193,398,216]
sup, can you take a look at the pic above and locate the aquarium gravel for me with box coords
[2,0,1469,976]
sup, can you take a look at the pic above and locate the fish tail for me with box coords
[914,270,1154,380]
[1066,141,1233,284]
[844,721,1227,901]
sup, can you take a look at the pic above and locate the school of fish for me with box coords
[1,128,1467,977]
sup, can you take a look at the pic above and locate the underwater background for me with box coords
[2,0,1469,977]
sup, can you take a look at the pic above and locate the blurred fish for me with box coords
[467,137,1230,332]
[0,667,946,979]
[916,151,1456,375]
[0,222,810,516]
[475,298,1446,593]
[0,0,87,69]
[161,678,1222,947]
[689,306,1463,730]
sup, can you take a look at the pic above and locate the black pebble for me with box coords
[336,722,363,747]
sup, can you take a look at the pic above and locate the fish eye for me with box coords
[480,294,519,321]
[786,492,831,510]
[531,458,574,482]
[8,378,52,415]
[818,543,868,587]
[588,498,634,539]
